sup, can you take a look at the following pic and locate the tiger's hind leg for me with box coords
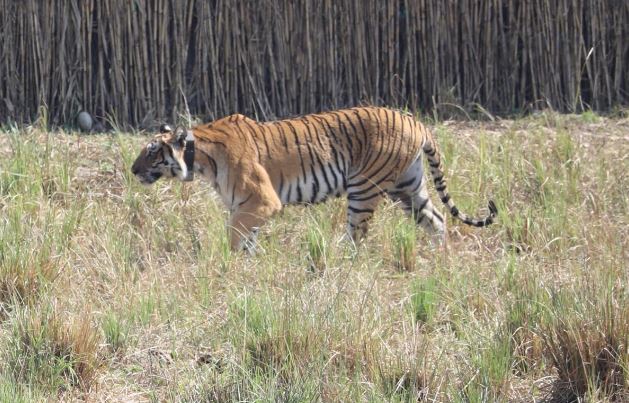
[345,182,387,244]
[389,160,445,240]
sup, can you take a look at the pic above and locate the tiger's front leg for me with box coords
[228,191,281,252]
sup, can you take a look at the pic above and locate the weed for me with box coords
[409,277,439,325]
[306,226,327,272]
[392,218,417,272]
[540,292,628,401]
[102,311,128,352]
[580,110,600,124]
[5,304,100,392]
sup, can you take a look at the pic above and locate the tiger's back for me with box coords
[241,107,425,206]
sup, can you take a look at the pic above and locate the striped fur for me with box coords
[131,107,497,250]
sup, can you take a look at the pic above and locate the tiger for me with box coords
[131,107,497,251]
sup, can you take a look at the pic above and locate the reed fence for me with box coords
[0,0,627,127]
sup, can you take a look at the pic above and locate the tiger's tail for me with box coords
[422,129,497,227]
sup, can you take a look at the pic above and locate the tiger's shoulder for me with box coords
[192,114,259,138]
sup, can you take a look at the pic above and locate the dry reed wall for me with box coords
[0,0,627,127]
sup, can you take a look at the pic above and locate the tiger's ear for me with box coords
[174,126,188,145]
[163,126,188,148]
[159,124,173,134]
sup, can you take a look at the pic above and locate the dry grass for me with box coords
[0,111,628,401]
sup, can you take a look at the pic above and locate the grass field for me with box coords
[0,111,627,402]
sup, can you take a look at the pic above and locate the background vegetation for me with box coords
[0,111,627,401]
[1,0,627,127]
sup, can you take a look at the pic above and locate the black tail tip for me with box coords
[488,200,498,216]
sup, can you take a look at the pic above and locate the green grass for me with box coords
[409,276,439,324]
[102,311,128,353]
[0,111,627,401]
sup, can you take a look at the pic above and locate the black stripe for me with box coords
[230,182,237,207]
[348,206,374,214]
[321,119,351,176]
[351,109,381,177]
[226,122,252,149]
[328,142,341,173]
[258,127,273,159]
[348,176,371,188]
[331,112,355,151]
[351,109,369,149]
[233,123,261,162]
[409,179,422,194]
[358,109,392,176]
[285,121,308,180]
[238,193,253,207]
[327,162,339,190]
[389,109,396,135]
[413,198,429,213]
[347,190,385,202]
[313,153,332,194]
[357,109,376,173]
[396,176,417,189]
[313,115,343,149]
[308,117,327,150]
[286,184,292,203]
[259,123,279,150]
[337,111,362,153]
[399,114,412,162]
[278,172,285,198]
[302,140,320,203]
[347,173,392,196]
[198,150,217,177]
[310,165,320,203]
[273,122,289,151]
[433,211,444,223]
[372,115,410,178]
[213,127,237,140]
[243,120,272,160]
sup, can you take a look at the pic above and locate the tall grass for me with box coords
[5,304,100,393]
[0,111,627,400]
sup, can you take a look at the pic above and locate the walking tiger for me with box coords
[131,107,497,251]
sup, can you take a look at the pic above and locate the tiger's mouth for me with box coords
[136,172,163,185]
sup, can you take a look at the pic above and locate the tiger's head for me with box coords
[131,125,195,184]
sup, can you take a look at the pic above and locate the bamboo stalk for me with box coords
[0,0,626,127]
